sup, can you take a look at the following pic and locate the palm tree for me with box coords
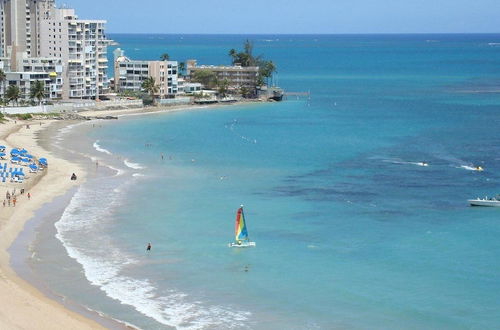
[30,80,45,105]
[160,53,170,61]
[0,69,6,103]
[141,76,159,104]
[217,79,229,98]
[229,49,237,64]
[178,62,185,76]
[5,85,20,106]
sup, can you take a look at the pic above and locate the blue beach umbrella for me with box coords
[19,149,28,155]
[0,152,5,157]
[29,164,38,169]
[10,149,19,155]
[25,154,34,159]
[21,158,30,163]
[11,156,21,161]
[0,145,6,150]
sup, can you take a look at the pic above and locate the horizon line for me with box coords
[106,32,500,35]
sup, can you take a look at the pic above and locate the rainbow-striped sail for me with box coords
[235,206,249,242]
[230,206,256,247]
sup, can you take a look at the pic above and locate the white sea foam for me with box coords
[93,140,112,155]
[55,182,250,329]
[107,165,125,176]
[381,159,428,167]
[124,159,145,170]
[132,173,145,177]
[458,165,482,171]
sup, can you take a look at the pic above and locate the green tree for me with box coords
[160,53,170,61]
[141,77,159,104]
[192,69,217,89]
[217,79,229,98]
[259,60,277,86]
[227,40,277,88]
[30,80,45,105]
[178,62,185,76]
[0,69,6,101]
[229,49,237,62]
[5,85,20,106]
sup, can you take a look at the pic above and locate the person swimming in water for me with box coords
[146,243,152,251]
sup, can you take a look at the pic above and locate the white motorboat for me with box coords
[468,195,500,207]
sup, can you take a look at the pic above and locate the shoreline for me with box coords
[0,119,105,329]
[0,101,261,329]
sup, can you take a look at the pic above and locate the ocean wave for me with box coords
[55,182,250,329]
[457,165,483,171]
[124,159,145,170]
[54,122,87,142]
[381,158,428,167]
[108,165,126,176]
[132,173,146,177]
[93,140,112,155]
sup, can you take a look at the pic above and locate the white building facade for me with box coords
[114,48,178,98]
[0,0,108,100]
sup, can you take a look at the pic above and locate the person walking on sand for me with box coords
[146,243,152,252]
[27,192,31,200]
[13,196,16,207]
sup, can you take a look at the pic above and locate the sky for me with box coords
[64,0,500,34]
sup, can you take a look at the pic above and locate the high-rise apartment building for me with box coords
[0,0,53,60]
[0,0,109,100]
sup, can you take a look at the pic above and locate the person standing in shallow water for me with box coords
[146,243,152,252]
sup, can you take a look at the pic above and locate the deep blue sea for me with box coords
[35,34,500,329]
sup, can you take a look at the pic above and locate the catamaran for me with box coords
[228,206,256,248]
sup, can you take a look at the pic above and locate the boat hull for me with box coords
[468,200,500,207]
[228,242,256,248]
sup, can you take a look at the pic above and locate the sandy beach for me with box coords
[0,102,245,329]
[0,118,102,329]
[0,96,269,330]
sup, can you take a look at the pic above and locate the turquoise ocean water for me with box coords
[31,35,500,329]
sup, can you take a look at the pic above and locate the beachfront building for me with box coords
[38,6,109,99]
[0,0,109,100]
[177,77,202,94]
[0,37,63,100]
[186,59,259,91]
[4,55,64,101]
[113,48,179,98]
[19,56,63,99]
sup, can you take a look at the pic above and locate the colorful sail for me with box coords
[235,206,249,242]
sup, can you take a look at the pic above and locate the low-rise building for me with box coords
[114,48,178,98]
[177,77,202,94]
[20,57,64,99]
[186,59,259,91]
[2,52,63,101]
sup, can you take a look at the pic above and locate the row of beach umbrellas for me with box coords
[9,148,47,166]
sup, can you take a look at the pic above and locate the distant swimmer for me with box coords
[146,243,152,251]
[475,166,484,171]
[418,162,429,167]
